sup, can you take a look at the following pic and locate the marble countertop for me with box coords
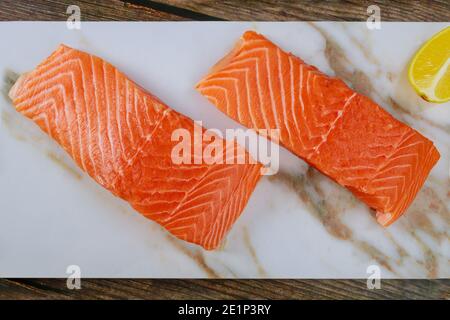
[0,22,448,278]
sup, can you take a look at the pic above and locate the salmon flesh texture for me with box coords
[9,45,262,250]
[196,31,440,226]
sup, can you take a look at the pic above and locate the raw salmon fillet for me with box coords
[196,31,440,226]
[9,45,262,250]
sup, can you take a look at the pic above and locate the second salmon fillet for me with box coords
[196,31,440,226]
[9,45,262,250]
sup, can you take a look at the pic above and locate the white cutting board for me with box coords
[0,22,448,278]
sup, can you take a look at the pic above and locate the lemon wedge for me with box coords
[408,26,450,103]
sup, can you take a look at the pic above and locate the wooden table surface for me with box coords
[0,0,449,300]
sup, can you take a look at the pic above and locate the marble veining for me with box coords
[0,22,448,278]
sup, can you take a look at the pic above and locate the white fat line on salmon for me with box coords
[171,121,280,175]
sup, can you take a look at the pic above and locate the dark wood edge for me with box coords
[0,279,449,299]
[0,0,449,21]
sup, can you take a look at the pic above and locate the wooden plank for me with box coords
[0,0,186,21]
[149,0,450,21]
[2,0,448,21]
[0,279,448,299]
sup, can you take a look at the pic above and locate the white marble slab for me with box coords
[0,22,448,278]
